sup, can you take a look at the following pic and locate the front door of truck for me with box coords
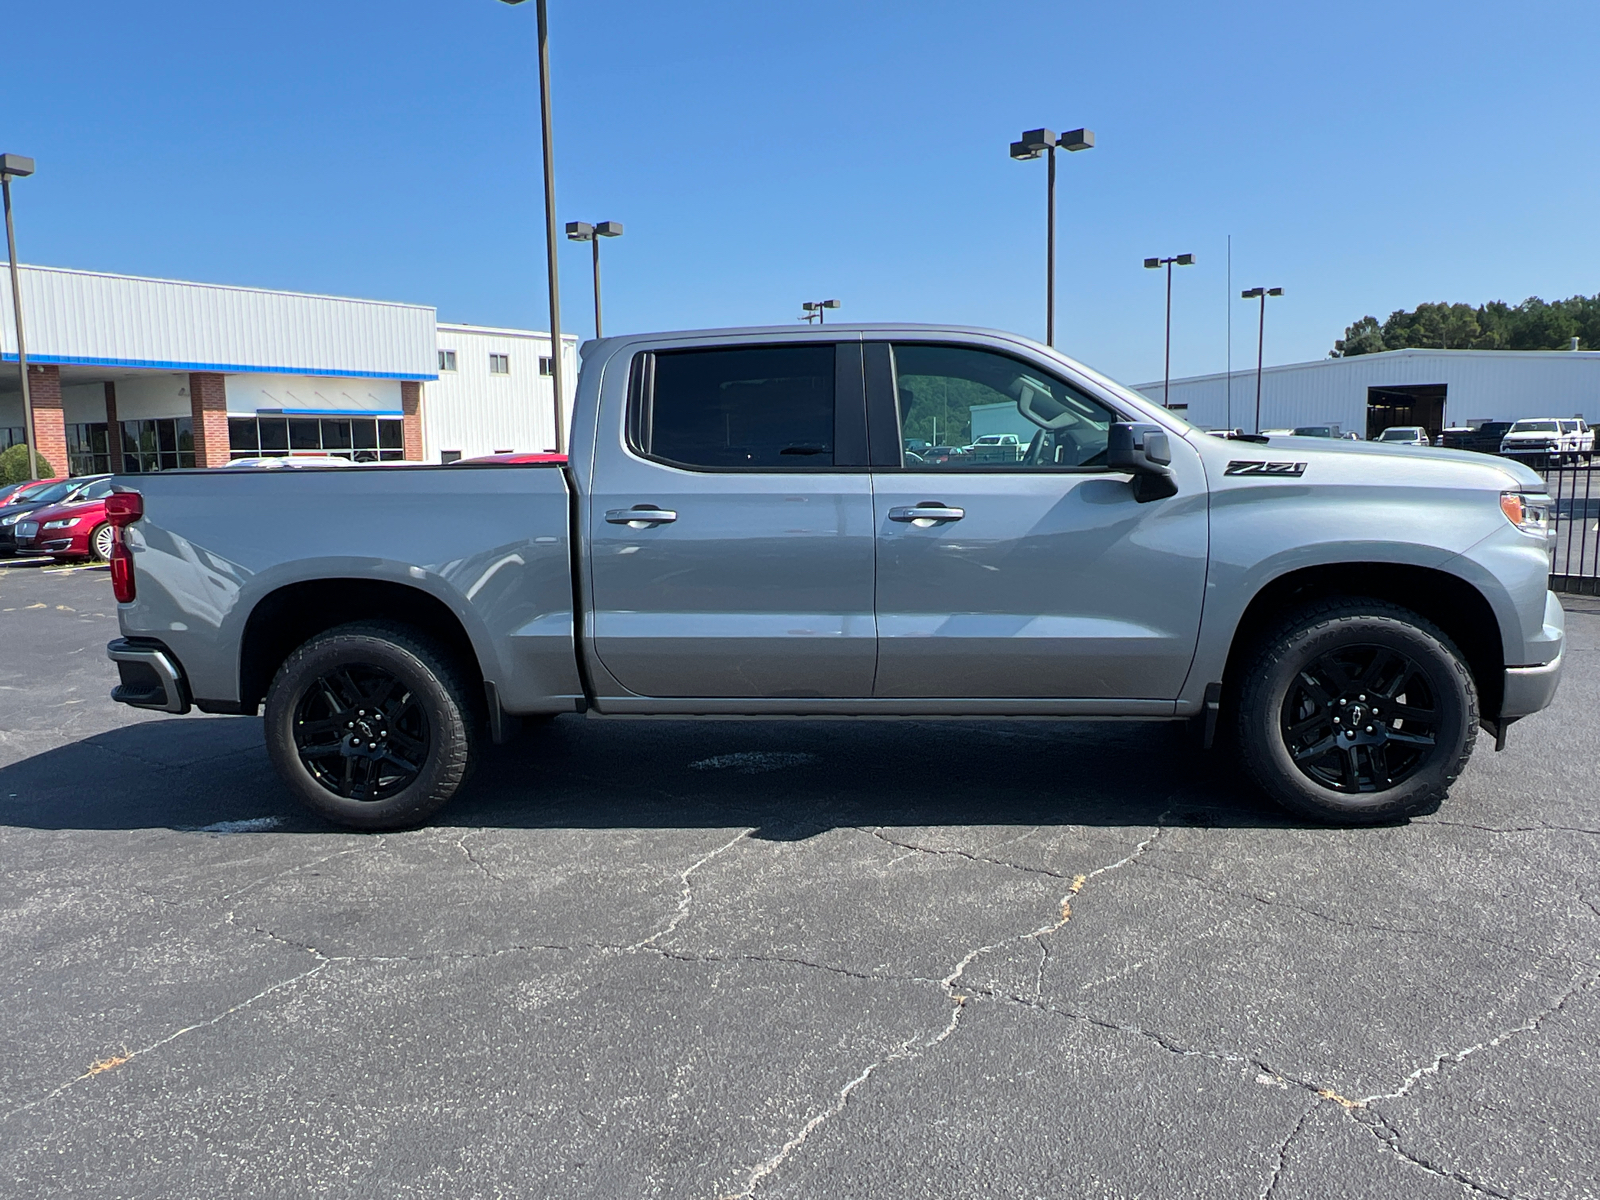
[867,339,1208,700]
[587,339,877,699]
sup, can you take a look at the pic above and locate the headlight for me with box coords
[1501,491,1551,537]
[0,511,23,527]
[42,517,82,530]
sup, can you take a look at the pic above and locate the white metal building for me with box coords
[425,322,578,462]
[0,262,575,473]
[1133,348,1600,440]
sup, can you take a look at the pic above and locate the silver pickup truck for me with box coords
[102,324,1564,830]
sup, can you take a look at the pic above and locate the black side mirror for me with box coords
[1107,422,1178,503]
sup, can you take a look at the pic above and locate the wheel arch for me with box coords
[1219,562,1505,719]
[238,579,486,716]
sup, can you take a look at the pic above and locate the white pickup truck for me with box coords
[1500,418,1593,465]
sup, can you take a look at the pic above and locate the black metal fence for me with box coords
[1543,464,1600,595]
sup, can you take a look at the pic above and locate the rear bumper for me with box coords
[1501,651,1564,721]
[107,638,191,714]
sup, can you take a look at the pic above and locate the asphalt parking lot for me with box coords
[1,561,1596,1199]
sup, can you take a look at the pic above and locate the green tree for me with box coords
[0,444,56,485]
[1331,293,1600,356]
[1331,315,1386,357]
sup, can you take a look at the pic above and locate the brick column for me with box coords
[28,364,68,478]
[188,372,229,467]
[103,382,124,472]
[401,381,424,461]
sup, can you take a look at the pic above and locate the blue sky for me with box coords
[2,0,1595,384]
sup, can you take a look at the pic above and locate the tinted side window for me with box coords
[891,343,1118,470]
[642,345,836,469]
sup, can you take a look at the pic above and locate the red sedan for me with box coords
[13,477,117,562]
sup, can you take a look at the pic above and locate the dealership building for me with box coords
[1133,347,1600,440]
[0,263,577,476]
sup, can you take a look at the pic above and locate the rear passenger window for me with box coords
[636,345,835,469]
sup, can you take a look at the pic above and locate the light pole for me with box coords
[800,299,840,325]
[1240,286,1283,434]
[1143,253,1195,409]
[1009,127,1093,347]
[1,153,37,481]
[498,0,567,454]
[566,220,623,339]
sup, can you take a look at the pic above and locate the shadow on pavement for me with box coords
[0,711,1304,835]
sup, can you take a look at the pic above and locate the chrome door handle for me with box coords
[605,506,678,526]
[889,504,965,523]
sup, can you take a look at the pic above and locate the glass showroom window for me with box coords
[227,415,407,462]
[67,423,112,475]
[1,426,24,450]
[120,418,195,472]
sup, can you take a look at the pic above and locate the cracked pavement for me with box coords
[1,562,1597,1198]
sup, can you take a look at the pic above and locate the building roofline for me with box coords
[1134,346,1600,391]
[0,261,436,315]
[436,321,579,342]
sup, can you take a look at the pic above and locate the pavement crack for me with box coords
[1418,818,1600,837]
[858,827,1070,880]
[1259,1105,1314,1200]
[1,959,332,1124]
[452,829,502,881]
[723,818,1168,1197]
[626,828,752,952]
[1353,1110,1518,1199]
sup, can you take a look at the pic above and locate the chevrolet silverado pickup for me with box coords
[102,324,1565,829]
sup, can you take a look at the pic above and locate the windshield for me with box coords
[10,480,74,504]
[1377,428,1417,441]
[1511,420,1559,433]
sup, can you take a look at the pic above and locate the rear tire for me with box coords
[1232,599,1476,825]
[264,622,481,830]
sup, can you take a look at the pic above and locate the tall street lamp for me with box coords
[1,153,37,481]
[566,220,623,339]
[1240,286,1284,434]
[1009,127,1093,348]
[800,299,840,325]
[498,0,567,454]
[1143,253,1195,409]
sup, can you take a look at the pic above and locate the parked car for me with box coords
[965,433,1026,462]
[1500,418,1580,464]
[0,476,91,557]
[453,452,568,465]
[919,445,969,466]
[1439,422,1512,455]
[1292,425,1342,439]
[13,477,118,562]
[223,455,357,469]
[1374,426,1430,447]
[1563,419,1594,461]
[103,322,1562,833]
[0,480,42,507]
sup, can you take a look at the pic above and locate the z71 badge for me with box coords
[1224,460,1307,477]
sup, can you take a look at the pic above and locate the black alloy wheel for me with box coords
[292,665,431,802]
[264,622,480,829]
[1233,598,1476,825]
[1280,645,1438,793]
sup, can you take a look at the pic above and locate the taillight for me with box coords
[110,539,135,602]
[105,490,143,526]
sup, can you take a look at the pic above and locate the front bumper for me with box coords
[107,638,191,714]
[1501,651,1564,720]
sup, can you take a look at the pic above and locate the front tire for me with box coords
[264,622,481,830]
[1233,599,1476,825]
[89,522,114,563]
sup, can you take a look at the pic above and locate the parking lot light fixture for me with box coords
[566,220,623,338]
[497,0,567,454]
[1241,286,1285,434]
[1144,253,1197,409]
[800,299,840,325]
[1,153,38,481]
[1011,127,1093,348]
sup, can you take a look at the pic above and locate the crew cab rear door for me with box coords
[585,337,877,699]
[865,337,1208,702]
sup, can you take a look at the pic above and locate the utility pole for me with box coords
[1,153,37,480]
[1241,286,1284,435]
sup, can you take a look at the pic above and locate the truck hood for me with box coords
[1193,432,1545,489]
